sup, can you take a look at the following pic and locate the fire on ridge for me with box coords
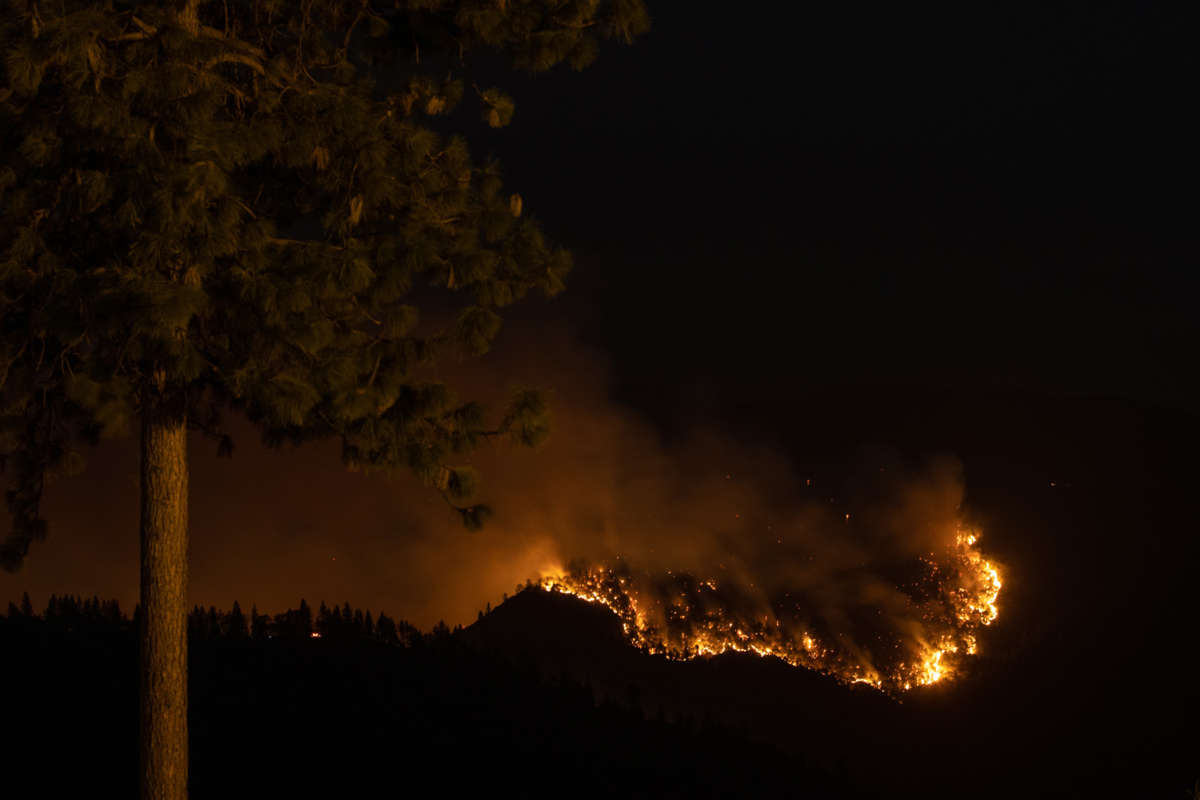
[538,527,1003,694]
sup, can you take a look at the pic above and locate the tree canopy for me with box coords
[0,0,651,567]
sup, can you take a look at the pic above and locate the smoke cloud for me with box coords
[2,318,987,670]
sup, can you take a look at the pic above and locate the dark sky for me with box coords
[486,0,1197,414]
[4,1,1197,630]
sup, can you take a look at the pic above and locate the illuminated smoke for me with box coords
[438,329,1006,693]
[12,322,1006,681]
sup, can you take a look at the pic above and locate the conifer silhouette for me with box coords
[0,1,648,795]
[226,601,246,639]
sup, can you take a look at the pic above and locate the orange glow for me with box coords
[538,524,1003,694]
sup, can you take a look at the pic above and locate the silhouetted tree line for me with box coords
[7,591,127,633]
[2,592,829,799]
[5,591,1192,800]
[5,593,426,647]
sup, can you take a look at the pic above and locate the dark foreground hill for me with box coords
[3,547,1196,800]
[459,398,1200,799]
[1,611,852,799]
[460,400,1200,800]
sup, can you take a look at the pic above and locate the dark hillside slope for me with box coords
[2,617,849,799]
[459,398,1200,800]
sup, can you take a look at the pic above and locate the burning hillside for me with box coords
[538,526,1001,694]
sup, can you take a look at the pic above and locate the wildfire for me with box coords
[537,525,1003,694]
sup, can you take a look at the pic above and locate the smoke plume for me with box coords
[3,319,999,688]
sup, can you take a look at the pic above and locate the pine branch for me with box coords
[266,236,335,248]
[109,31,155,42]
[115,14,268,61]
[204,53,266,74]
[1,0,649,551]
[0,342,29,391]
[130,16,157,36]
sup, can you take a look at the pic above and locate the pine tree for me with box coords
[226,600,246,639]
[0,1,647,796]
[62,594,80,624]
[187,604,206,641]
[317,600,332,637]
[297,598,313,637]
[398,617,419,646]
[375,611,397,644]
[104,598,125,627]
[250,604,267,640]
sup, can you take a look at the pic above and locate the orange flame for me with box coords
[537,525,1002,694]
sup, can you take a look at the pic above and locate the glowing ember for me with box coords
[537,525,1003,694]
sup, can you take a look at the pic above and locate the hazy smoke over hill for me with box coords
[437,326,1000,688]
[4,320,997,679]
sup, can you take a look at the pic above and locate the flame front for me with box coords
[537,526,1002,694]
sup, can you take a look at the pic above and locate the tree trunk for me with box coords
[139,405,189,800]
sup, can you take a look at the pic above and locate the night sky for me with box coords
[493,0,1197,413]
[4,0,1197,643]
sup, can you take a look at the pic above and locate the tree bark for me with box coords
[139,404,189,800]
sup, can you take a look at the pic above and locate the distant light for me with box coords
[310,632,321,638]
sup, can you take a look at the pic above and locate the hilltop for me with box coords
[460,583,1197,799]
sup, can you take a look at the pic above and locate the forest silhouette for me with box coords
[2,591,849,799]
